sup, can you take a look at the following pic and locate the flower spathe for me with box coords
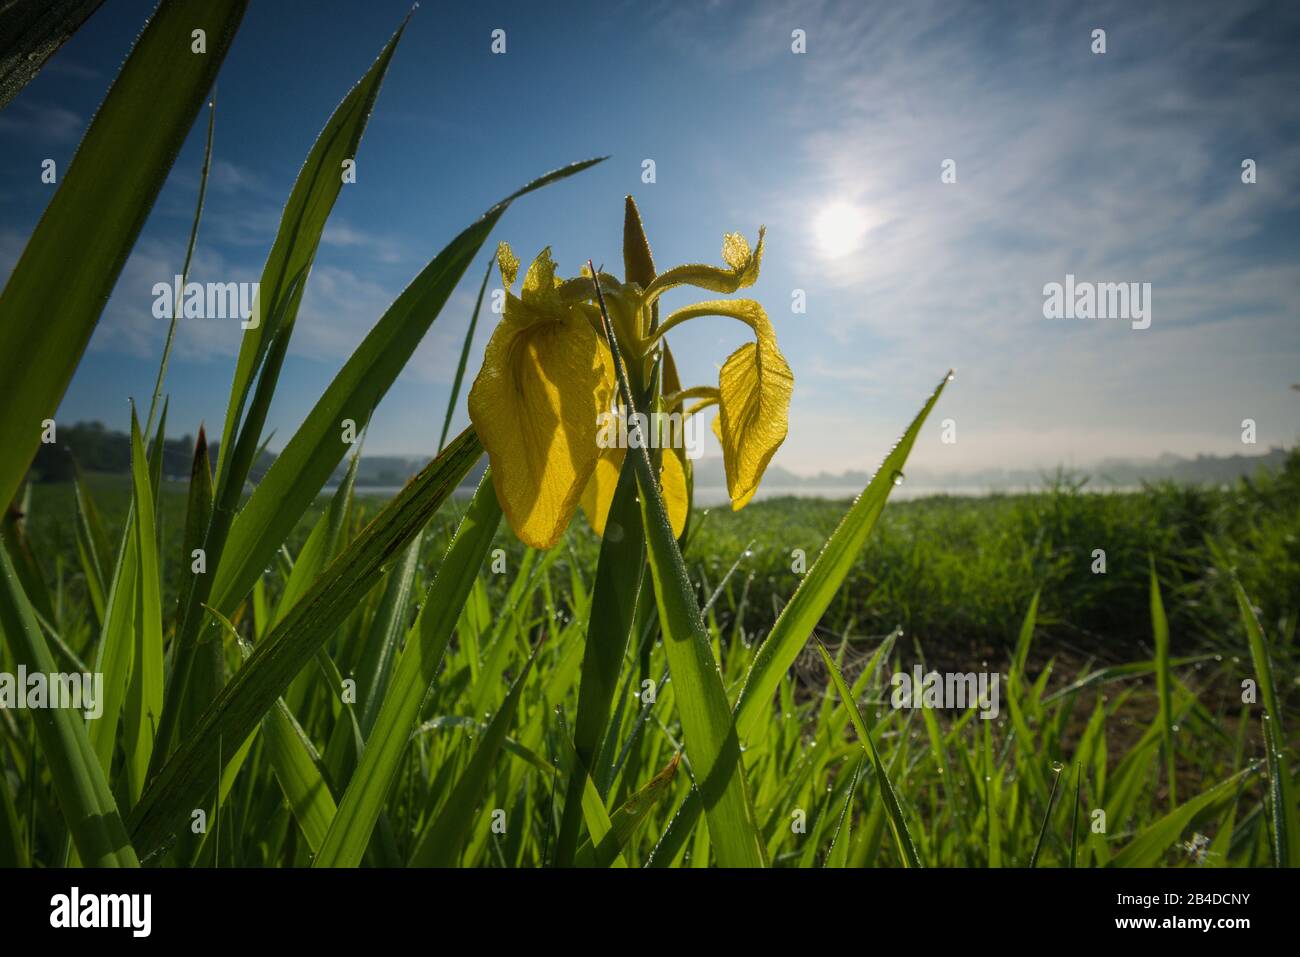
[467,199,793,549]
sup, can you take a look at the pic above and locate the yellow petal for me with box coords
[579,445,624,538]
[644,227,765,301]
[468,311,614,549]
[501,247,588,330]
[712,300,792,509]
[496,242,520,289]
[522,246,560,301]
[660,446,688,537]
[580,443,687,539]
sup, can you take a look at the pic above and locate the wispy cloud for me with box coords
[699,0,1300,473]
[0,101,82,143]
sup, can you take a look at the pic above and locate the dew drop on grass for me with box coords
[891,471,905,486]
[1050,761,1065,773]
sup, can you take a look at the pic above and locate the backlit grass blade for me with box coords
[316,472,502,868]
[0,0,247,512]
[175,429,218,743]
[651,374,950,866]
[590,272,764,868]
[1029,763,1063,868]
[215,617,337,855]
[272,450,358,627]
[556,448,647,864]
[145,93,217,438]
[0,0,106,109]
[122,409,163,804]
[1069,763,1081,868]
[86,509,137,774]
[1108,766,1256,868]
[0,543,137,866]
[157,16,410,780]
[1149,561,1175,809]
[355,533,423,737]
[552,708,627,867]
[212,16,408,491]
[71,463,113,621]
[437,257,493,452]
[1261,711,1294,867]
[1235,580,1284,728]
[1235,580,1297,865]
[1005,591,1048,802]
[127,429,483,860]
[735,372,952,740]
[815,639,922,868]
[825,750,865,868]
[208,156,605,625]
[575,754,680,868]
[156,21,411,771]
[409,638,542,866]
[263,697,337,855]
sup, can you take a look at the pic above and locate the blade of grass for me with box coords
[122,408,164,804]
[174,429,218,737]
[315,471,501,867]
[0,0,247,511]
[735,372,952,740]
[211,16,408,492]
[556,445,647,864]
[815,639,921,867]
[1149,560,1176,809]
[825,750,865,868]
[0,543,138,866]
[408,638,542,866]
[157,19,415,773]
[1069,762,1081,868]
[652,376,951,863]
[1236,576,1296,865]
[145,93,217,438]
[1108,766,1257,868]
[355,533,423,738]
[0,0,106,110]
[437,257,492,452]
[1029,764,1063,868]
[128,428,483,860]
[575,754,681,868]
[591,266,764,868]
[205,157,605,636]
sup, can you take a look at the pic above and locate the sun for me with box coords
[813,201,868,258]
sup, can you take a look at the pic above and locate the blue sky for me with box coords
[1,0,1297,476]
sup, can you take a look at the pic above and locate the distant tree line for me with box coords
[28,421,273,483]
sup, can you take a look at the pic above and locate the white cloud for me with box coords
[711,0,1300,475]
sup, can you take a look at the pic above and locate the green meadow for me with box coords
[6,458,1297,867]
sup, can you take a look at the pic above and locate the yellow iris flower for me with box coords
[467,198,793,549]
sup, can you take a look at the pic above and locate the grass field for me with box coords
[6,457,1296,867]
